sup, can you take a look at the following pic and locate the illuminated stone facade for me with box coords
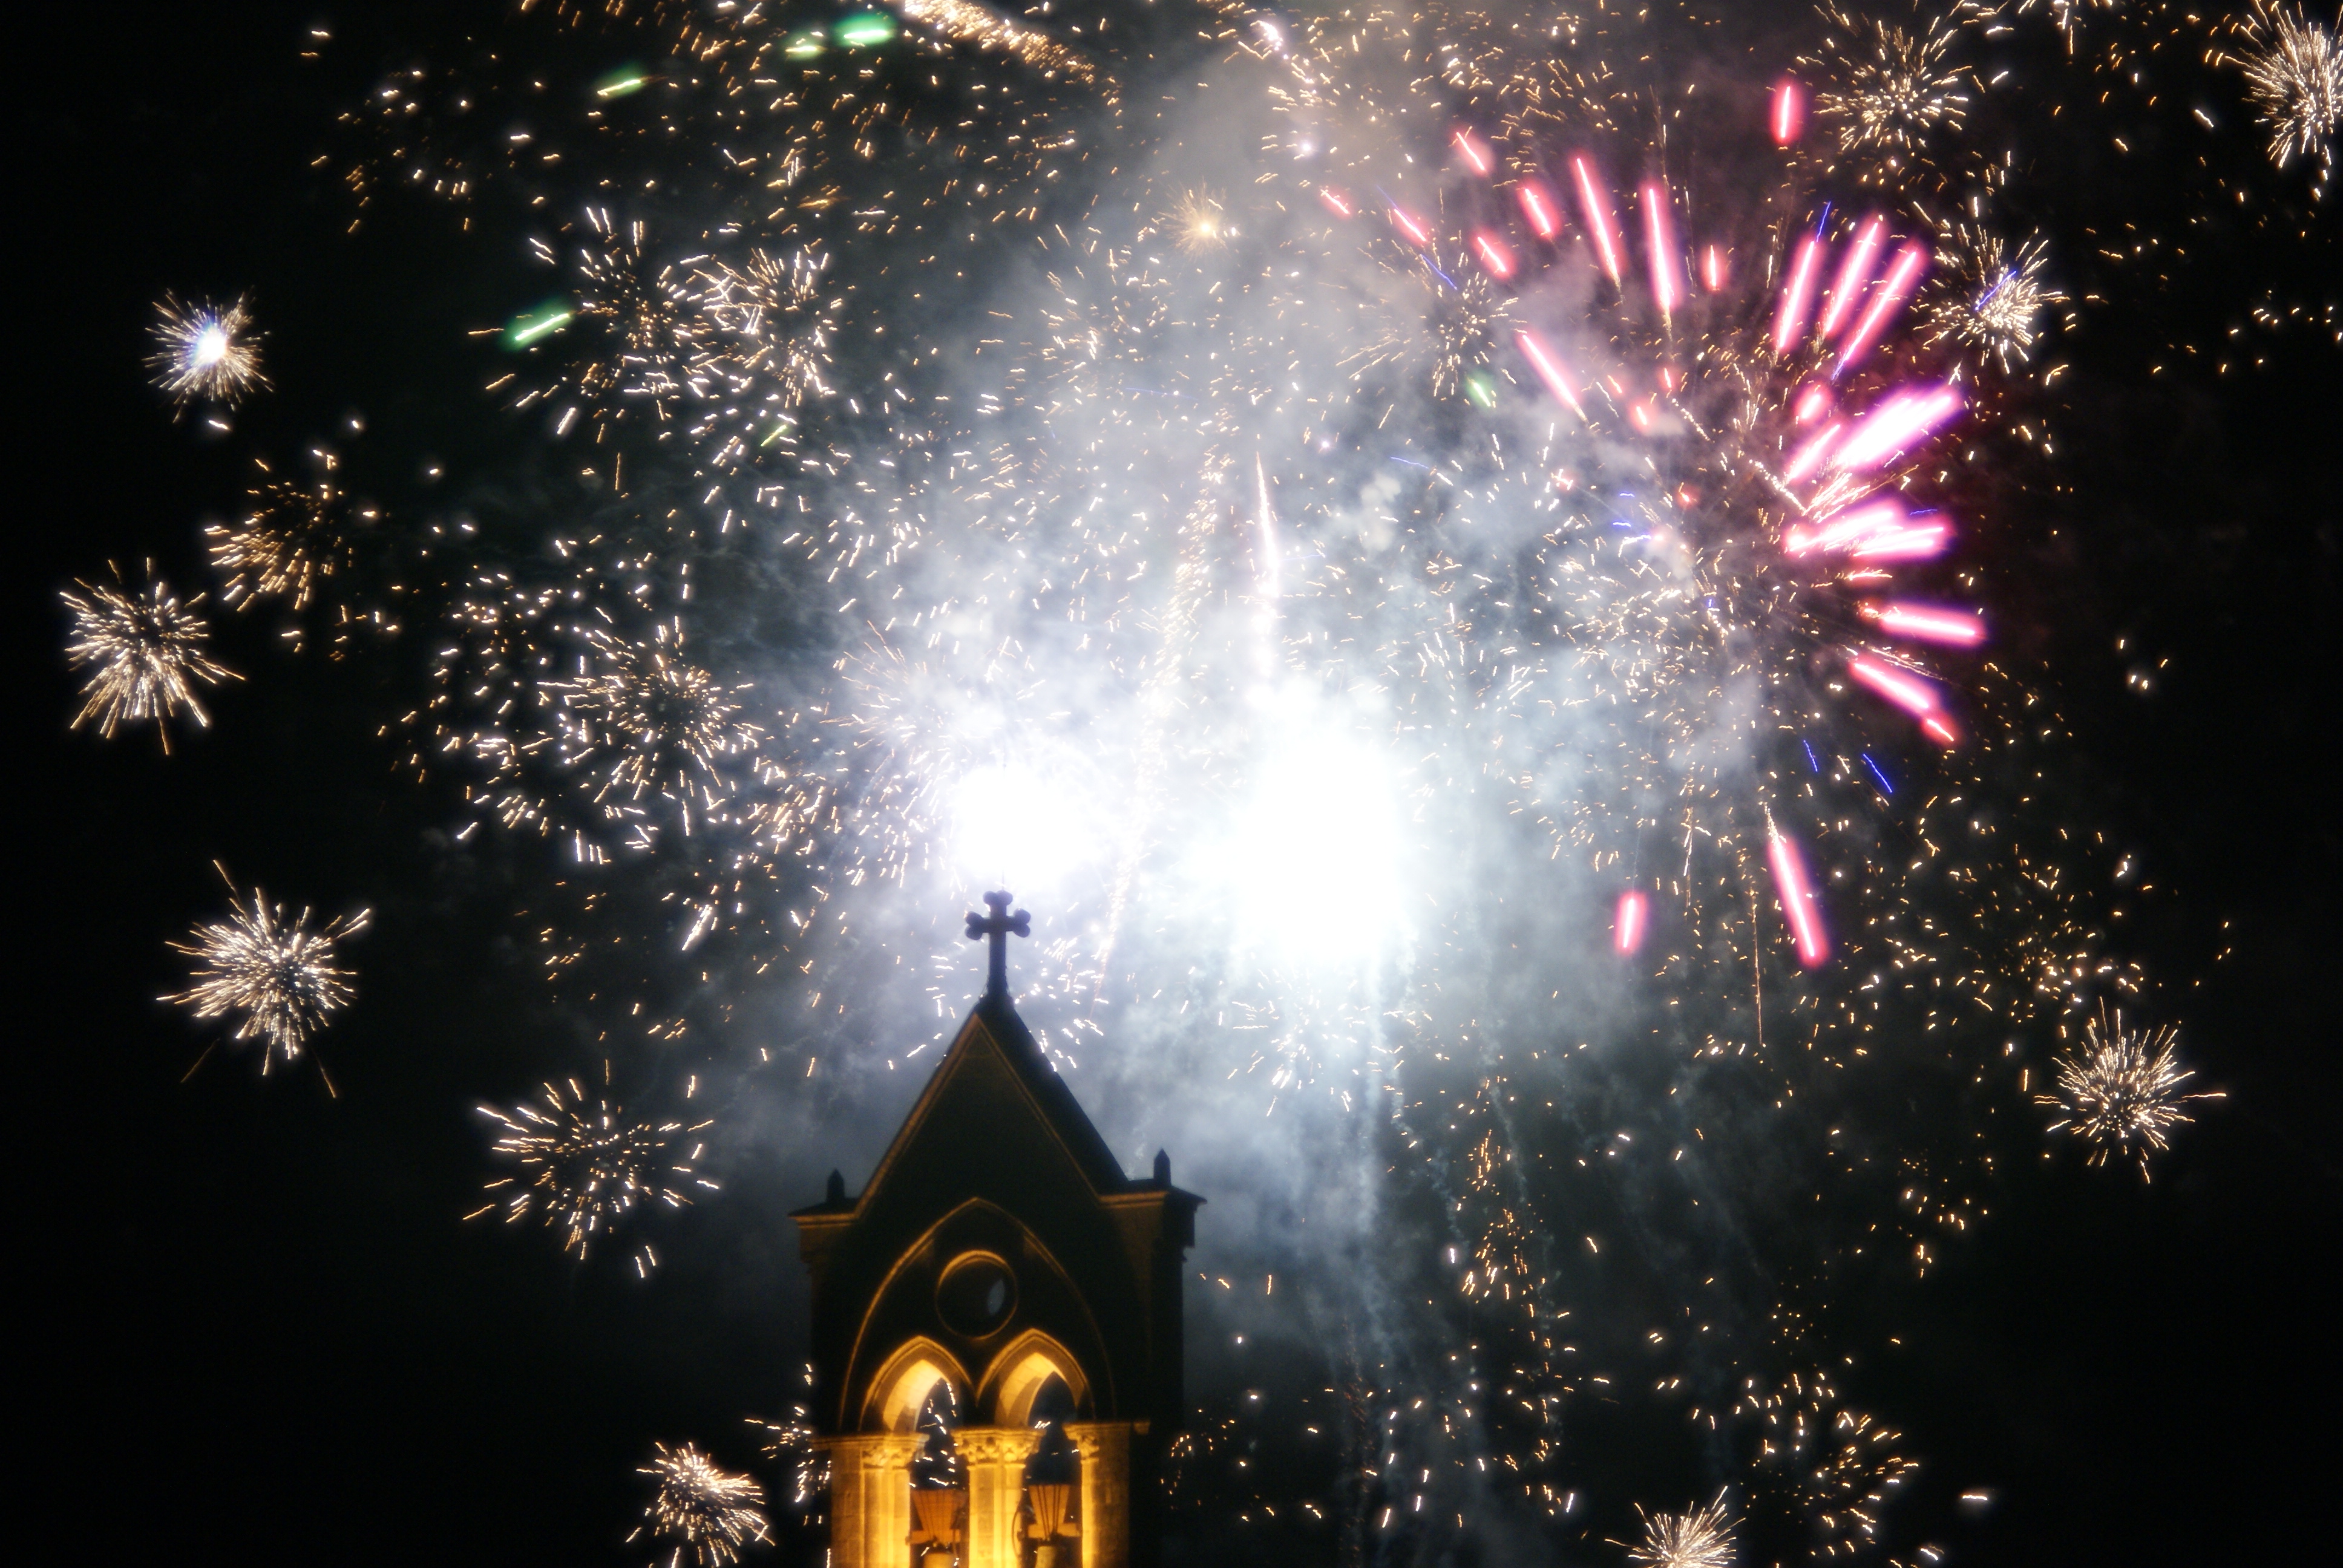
[795,990,1199,1567]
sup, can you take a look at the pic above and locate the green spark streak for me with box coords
[834,13,898,48]
[506,310,574,348]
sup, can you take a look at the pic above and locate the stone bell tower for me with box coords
[793,894,1201,1567]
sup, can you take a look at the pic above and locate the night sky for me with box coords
[17,3,2340,1563]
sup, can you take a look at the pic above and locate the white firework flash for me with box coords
[147,292,268,411]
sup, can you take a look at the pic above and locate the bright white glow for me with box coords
[951,759,1104,891]
[192,324,229,368]
[1219,720,1402,968]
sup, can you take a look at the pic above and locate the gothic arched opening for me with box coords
[907,1380,966,1566]
[1020,1374,1081,1567]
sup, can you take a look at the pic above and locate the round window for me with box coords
[936,1253,1017,1338]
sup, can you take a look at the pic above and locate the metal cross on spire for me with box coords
[965,890,1031,1001]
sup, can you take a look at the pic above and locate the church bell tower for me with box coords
[792,894,1201,1567]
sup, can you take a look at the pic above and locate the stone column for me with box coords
[819,1433,923,1568]
[1062,1422,1136,1568]
[955,1425,1041,1568]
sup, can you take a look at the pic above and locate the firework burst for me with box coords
[1346,236,1513,402]
[1809,4,1974,169]
[1927,226,2068,371]
[92,2,2250,1553]
[499,209,712,440]
[1165,187,1235,253]
[637,1442,770,1567]
[2218,1,2343,195]
[2039,1006,2218,1176]
[61,567,236,748]
[548,618,765,840]
[1628,1493,1738,1568]
[474,1077,713,1266]
[695,246,837,405]
[208,455,376,613]
[147,292,268,411]
[163,876,371,1070]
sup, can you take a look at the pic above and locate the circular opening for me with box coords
[936,1253,1017,1338]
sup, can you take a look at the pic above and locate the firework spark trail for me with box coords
[148,292,267,411]
[637,1442,770,1567]
[163,876,371,1070]
[2039,1005,2220,1176]
[62,568,237,748]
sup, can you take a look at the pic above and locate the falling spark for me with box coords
[1517,180,1562,239]
[1818,215,1888,341]
[1836,240,1930,374]
[1774,235,1825,354]
[1846,653,1960,746]
[1515,329,1586,418]
[1640,181,1683,320]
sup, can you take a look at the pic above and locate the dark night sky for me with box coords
[15,4,2341,1563]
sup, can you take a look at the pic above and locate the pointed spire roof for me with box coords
[869,990,1134,1202]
